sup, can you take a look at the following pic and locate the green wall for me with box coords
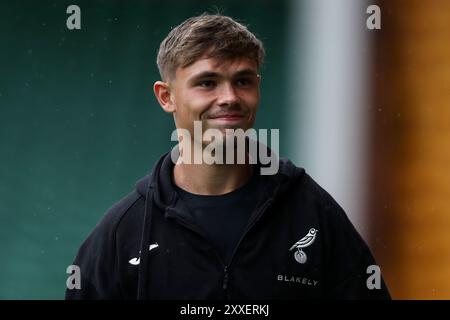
[0,0,289,299]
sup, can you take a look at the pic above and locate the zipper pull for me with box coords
[223,266,229,290]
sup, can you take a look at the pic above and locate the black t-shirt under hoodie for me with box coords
[173,167,260,264]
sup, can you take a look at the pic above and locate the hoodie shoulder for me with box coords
[66,185,147,299]
[100,191,143,230]
[293,170,342,211]
[79,190,144,249]
[292,171,357,236]
[95,173,151,233]
[278,158,305,179]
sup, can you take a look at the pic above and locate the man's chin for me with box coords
[201,127,253,147]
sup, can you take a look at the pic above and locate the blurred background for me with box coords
[0,0,449,299]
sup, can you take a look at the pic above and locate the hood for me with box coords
[135,149,305,209]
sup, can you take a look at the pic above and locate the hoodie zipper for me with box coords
[167,211,232,299]
[166,210,226,266]
[166,198,274,298]
[223,266,229,290]
[226,199,273,268]
[222,198,273,299]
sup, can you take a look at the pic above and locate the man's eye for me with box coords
[236,78,252,87]
[198,80,215,88]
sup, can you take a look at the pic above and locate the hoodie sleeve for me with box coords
[319,196,391,299]
[65,211,122,300]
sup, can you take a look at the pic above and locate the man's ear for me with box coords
[153,81,176,113]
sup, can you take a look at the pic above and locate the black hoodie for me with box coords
[65,151,391,299]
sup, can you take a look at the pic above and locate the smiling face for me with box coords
[154,55,261,144]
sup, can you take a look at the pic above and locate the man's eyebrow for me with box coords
[234,69,259,77]
[188,69,259,82]
[188,71,220,82]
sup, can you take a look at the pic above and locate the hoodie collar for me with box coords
[135,148,305,210]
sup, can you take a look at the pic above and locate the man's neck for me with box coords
[173,162,253,196]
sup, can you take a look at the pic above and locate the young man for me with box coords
[66,14,390,299]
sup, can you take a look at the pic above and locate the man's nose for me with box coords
[217,82,239,106]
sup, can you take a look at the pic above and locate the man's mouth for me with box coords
[208,113,245,121]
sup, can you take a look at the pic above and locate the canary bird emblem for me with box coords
[289,228,318,264]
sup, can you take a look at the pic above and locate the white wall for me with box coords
[287,0,372,240]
